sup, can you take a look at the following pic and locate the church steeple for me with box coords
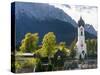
[75,16,87,59]
[78,16,85,27]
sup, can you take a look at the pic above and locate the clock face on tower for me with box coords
[81,44,83,47]
[80,27,83,30]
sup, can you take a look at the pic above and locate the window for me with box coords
[82,51,85,55]
[80,28,83,36]
[81,31,83,36]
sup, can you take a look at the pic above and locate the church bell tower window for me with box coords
[80,28,83,36]
[81,31,83,36]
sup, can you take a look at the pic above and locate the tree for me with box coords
[86,39,97,58]
[70,38,77,58]
[35,48,47,57]
[42,32,56,64]
[58,42,70,57]
[59,42,66,50]
[20,33,39,53]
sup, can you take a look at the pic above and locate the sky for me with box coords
[49,3,98,31]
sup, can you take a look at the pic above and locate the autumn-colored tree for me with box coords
[58,42,70,57]
[42,32,56,64]
[20,33,39,53]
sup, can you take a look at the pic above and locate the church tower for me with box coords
[75,17,87,59]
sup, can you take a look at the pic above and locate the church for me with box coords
[75,17,87,59]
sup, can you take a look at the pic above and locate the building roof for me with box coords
[16,53,34,57]
[54,49,65,57]
[78,17,85,27]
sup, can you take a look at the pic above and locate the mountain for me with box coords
[85,24,97,36]
[12,2,97,46]
[15,2,77,27]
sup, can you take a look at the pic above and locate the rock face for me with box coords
[11,2,97,46]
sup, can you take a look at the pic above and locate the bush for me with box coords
[15,61,23,72]
[23,58,39,68]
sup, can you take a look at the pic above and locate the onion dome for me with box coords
[78,17,85,27]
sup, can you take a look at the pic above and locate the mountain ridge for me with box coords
[12,2,97,46]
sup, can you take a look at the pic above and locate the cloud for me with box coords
[48,3,98,30]
[62,4,71,9]
[75,5,97,13]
